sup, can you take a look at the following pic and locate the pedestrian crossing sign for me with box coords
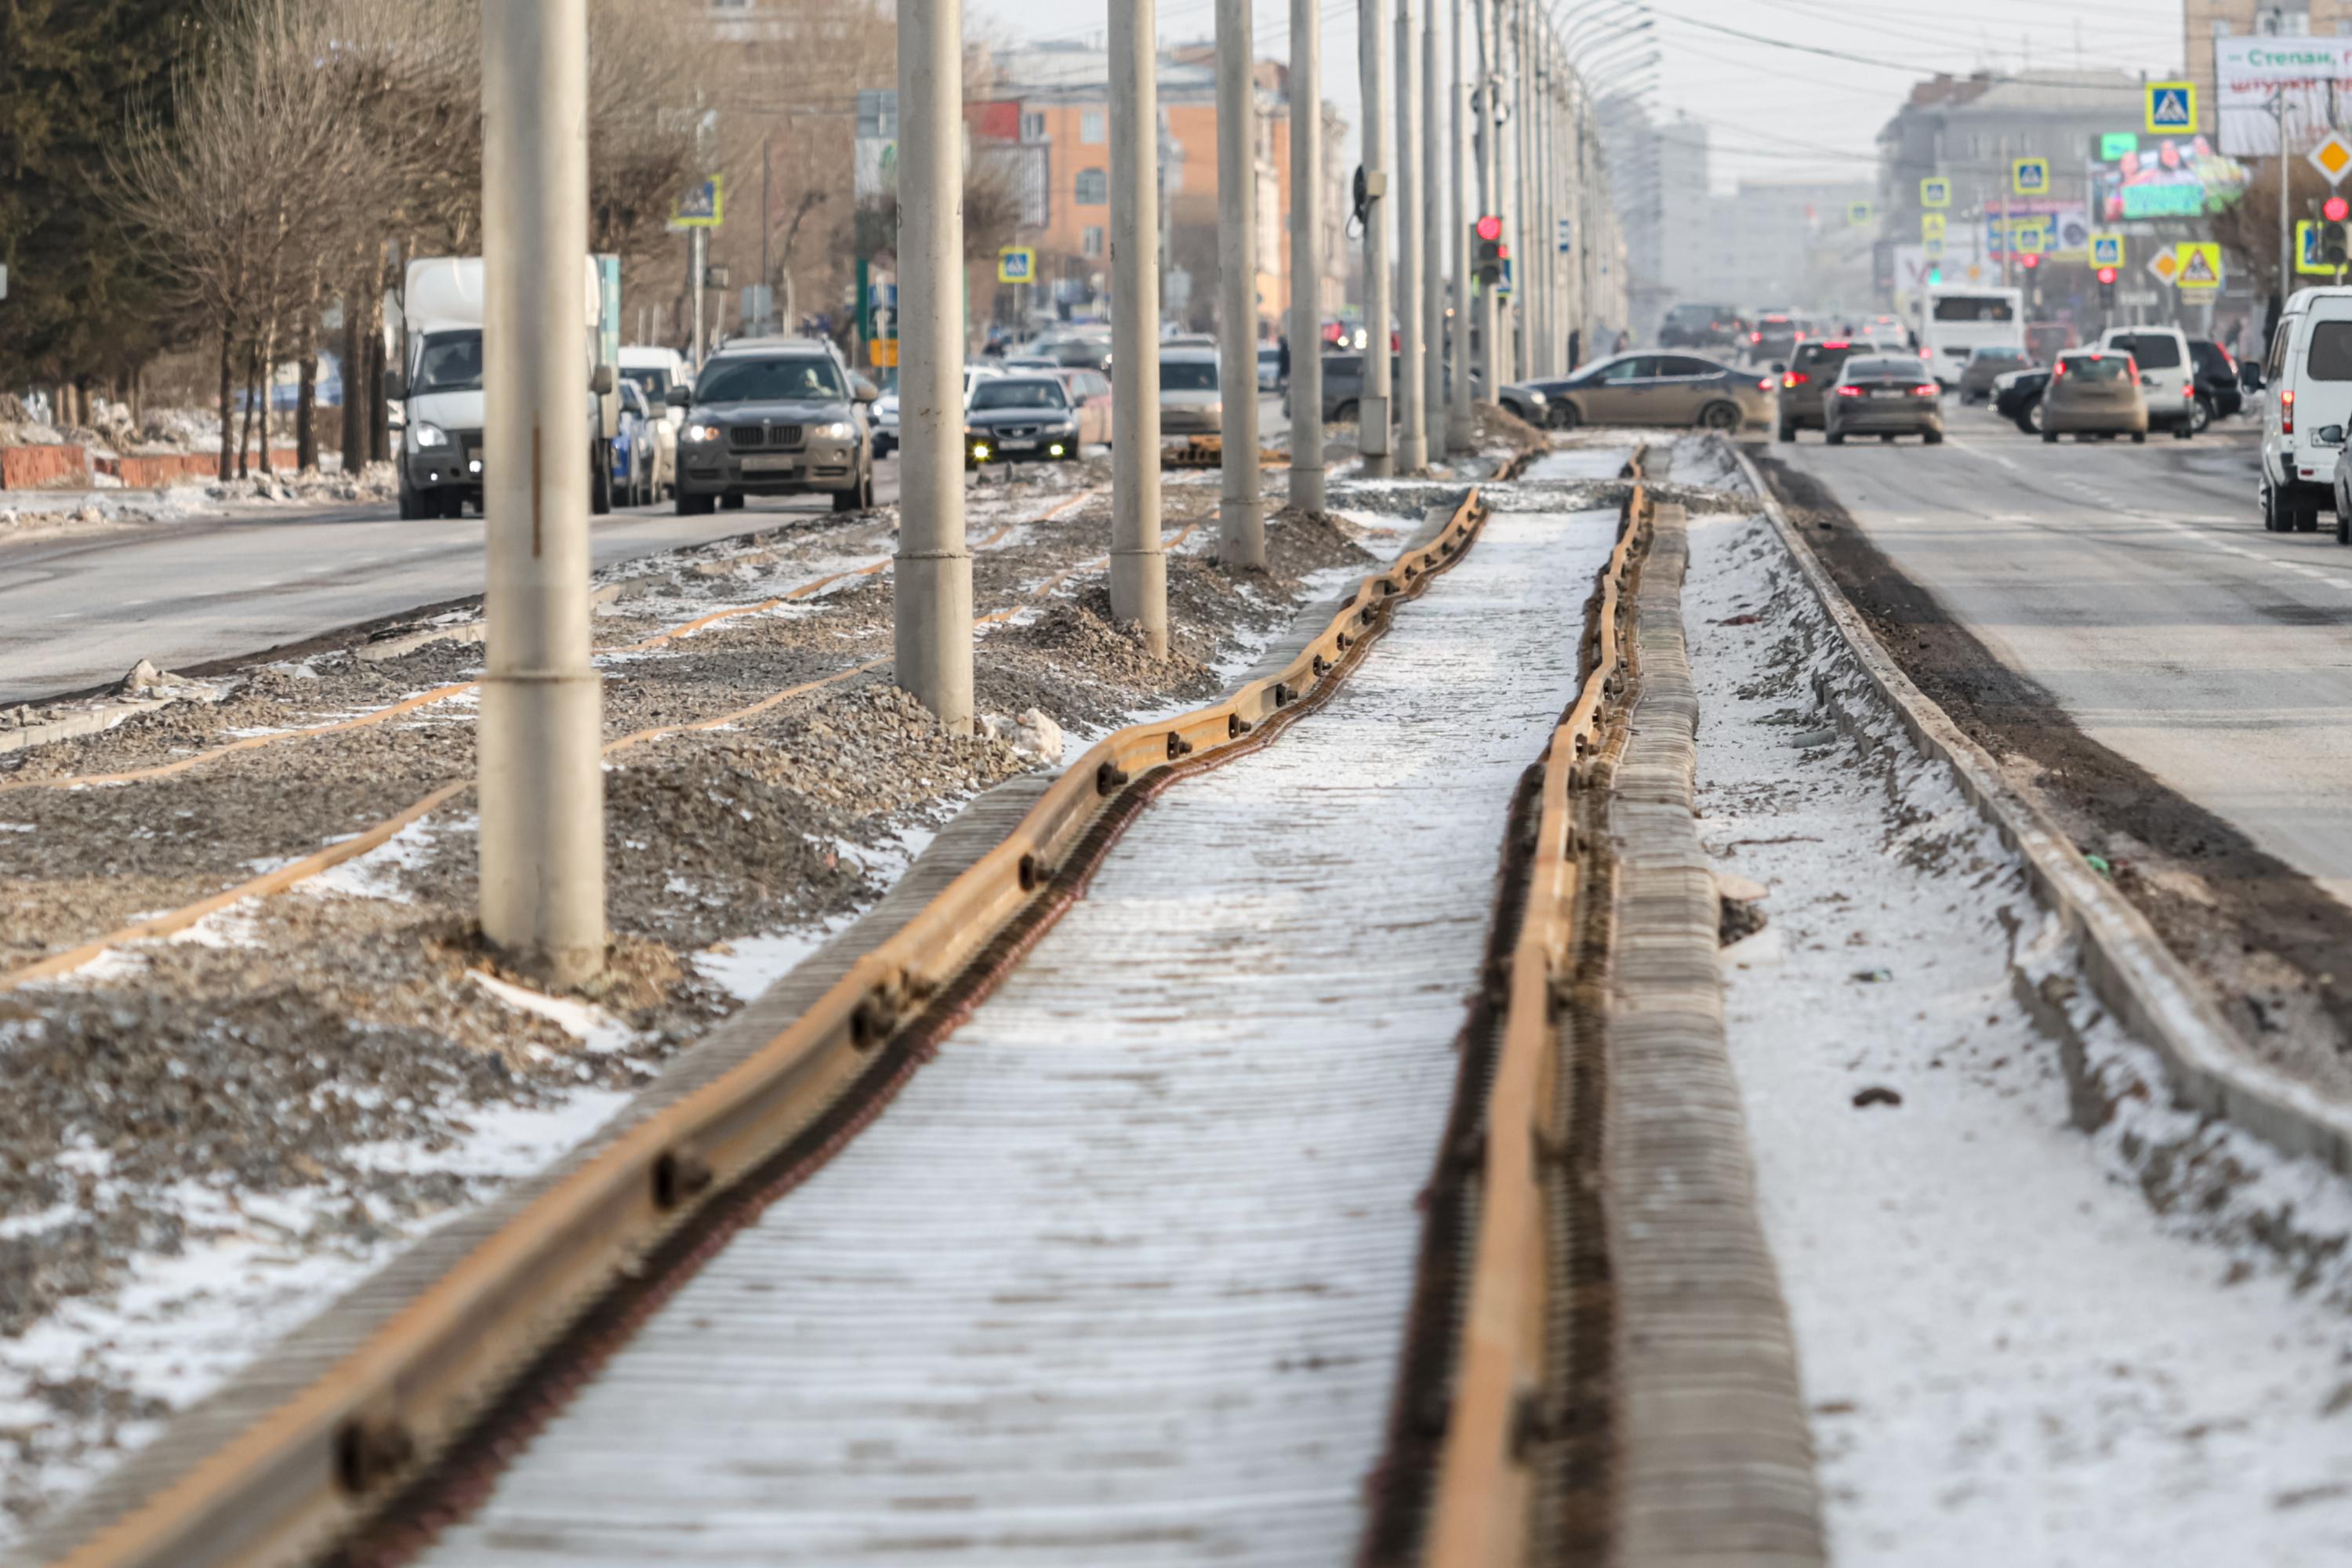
[2012,157,2050,196]
[1919,176,1951,209]
[996,246,1036,284]
[1847,201,1873,227]
[2172,242,2223,290]
[2146,82,2196,135]
[2089,232,2125,268]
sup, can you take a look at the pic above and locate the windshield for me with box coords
[695,355,845,404]
[2063,356,2132,383]
[1970,347,2025,362]
[412,331,483,395]
[971,379,1068,410]
[1845,359,1921,380]
[1161,360,1219,392]
[2112,335,2182,370]
[620,366,670,398]
[1932,295,2016,323]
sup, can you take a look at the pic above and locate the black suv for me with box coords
[670,340,877,514]
[1660,303,1745,350]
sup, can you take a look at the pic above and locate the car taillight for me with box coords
[1913,384,1938,397]
[1918,347,1931,358]
[1782,372,1809,388]
[2182,383,2194,399]
[1751,331,1762,343]
[1835,386,1864,398]
[1757,377,1774,392]
[2283,387,2296,434]
[2055,360,2069,377]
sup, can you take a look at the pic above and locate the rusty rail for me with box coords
[1419,481,1645,1566]
[34,489,1493,1568]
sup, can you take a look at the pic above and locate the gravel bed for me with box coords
[0,463,1404,1537]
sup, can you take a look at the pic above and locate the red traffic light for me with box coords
[2328,197,2350,223]
[1475,213,1502,242]
[2020,252,2041,269]
[2097,266,2118,285]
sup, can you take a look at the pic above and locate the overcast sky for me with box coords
[971,0,2187,192]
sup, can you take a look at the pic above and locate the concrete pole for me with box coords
[690,228,706,369]
[1473,0,1498,408]
[1359,0,1393,477]
[1422,0,1446,444]
[1447,0,1475,450]
[1393,0,1425,472]
[479,0,604,988]
[1216,0,1265,569]
[1289,0,1327,511]
[1535,41,1552,375]
[894,0,975,727]
[1110,0,1167,652]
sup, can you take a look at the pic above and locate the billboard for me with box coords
[1981,201,2090,260]
[2090,137,2249,222]
[2216,38,2352,157]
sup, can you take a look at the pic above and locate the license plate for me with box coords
[1871,389,1904,399]
[999,439,1037,452]
[740,454,798,474]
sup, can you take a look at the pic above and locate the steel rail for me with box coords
[36,488,1494,1568]
[1421,476,1645,1566]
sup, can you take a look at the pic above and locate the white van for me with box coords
[2098,326,2198,438]
[2259,288,2352,533]
[1917,285,2025,390]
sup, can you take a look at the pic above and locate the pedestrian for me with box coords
[1567,328,1581,369]
[1612,327,1631,354]
[1277,333,1291,383]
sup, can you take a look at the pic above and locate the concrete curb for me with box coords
[1608,501,1828,1566]
[1730,438,2352,1181]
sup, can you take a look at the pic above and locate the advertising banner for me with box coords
[2216,38,2352,157]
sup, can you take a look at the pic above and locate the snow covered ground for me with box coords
[1682,492,2352,1563]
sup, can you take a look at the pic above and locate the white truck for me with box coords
[387,256,619,521]
[1915,284,2026,390]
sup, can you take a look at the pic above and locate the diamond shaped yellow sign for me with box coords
[2310,131,2352,187]
[2148,249,2181,285]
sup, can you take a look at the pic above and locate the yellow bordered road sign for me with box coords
[1921,212,1945,242]
[2172,242,2223,290]
[2089,233,2125,269]
[2013,157,2050,196]
[996,246,1036,284]
[2147,249,2182,286]
[1919,176,1951,209]
[2146,82,2196,136]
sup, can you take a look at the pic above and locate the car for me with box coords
[1032,333,1112,372]
[872,371,900,459]
[2187,338,2244,429]
[1957,345,2032,405]
[1049,366,1114,446]
[963,375,1084,465]
[1496,380,1550,428]
[1535,352,1772,432]
[1317,351,1388,423]
[2259,286,2352,533]
[1158,347,1223,435]
[1747,310,1805,365]
[1777,339,1878,440]
[1993,365,2053,432]
[1659,302,1746,350]
[669,339,877,515]
[2328,425,2352,542]
[608,379,660,506]
[1258,343,1286,393]
[1821,354,1944,445]
[2040,350,2148,444]
[2098,328,2198,437]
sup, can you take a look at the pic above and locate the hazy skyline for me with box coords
[972,0,2187,191]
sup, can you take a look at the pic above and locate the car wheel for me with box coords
[2042,429,2059,444]
[1334,400,1359,423]
[2261,478,2281,532]
[2296,497,2321,533]
[721,493,746,510]
[2027,398,2046,433]
[677,488,713,516]
[397,478,422,521]
[590,452,612,516]
[1922,428,1944,445]
[1698,401,1740,433]
[1777,421,1798,442]
[2175,424,2194,441]
[1879,433,1896,443]
[2191,395,2214,434]
[1824,430,1845,446]
[2132,431,2147,444]
[2339,505,2350,546]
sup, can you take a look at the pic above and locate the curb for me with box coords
[1730,439,2352,1181]
[1608,501,1828,1566]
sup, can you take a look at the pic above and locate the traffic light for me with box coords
[2328,196,2350,223]
[2097,266,2118,310]
[1473,214,1504,286]
[1926,266,1942,285]
[2020,252,2041,270]
[2327,223,2351,268]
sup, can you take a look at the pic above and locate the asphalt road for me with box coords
[0,467,903,705]
[1771,406,2352,907]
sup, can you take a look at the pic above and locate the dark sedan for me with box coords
[2188,338,2243,430]
[964,376,1083,466]
[1993,366,2052,433]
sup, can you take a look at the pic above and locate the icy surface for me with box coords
[1687,506,2352,1565]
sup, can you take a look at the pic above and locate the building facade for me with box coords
[2189,0,2352,133]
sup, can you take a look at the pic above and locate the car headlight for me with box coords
[1527,390,1548,405]
[813,420,855,440]
[686,423,721,443]
[409,422,448,450]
